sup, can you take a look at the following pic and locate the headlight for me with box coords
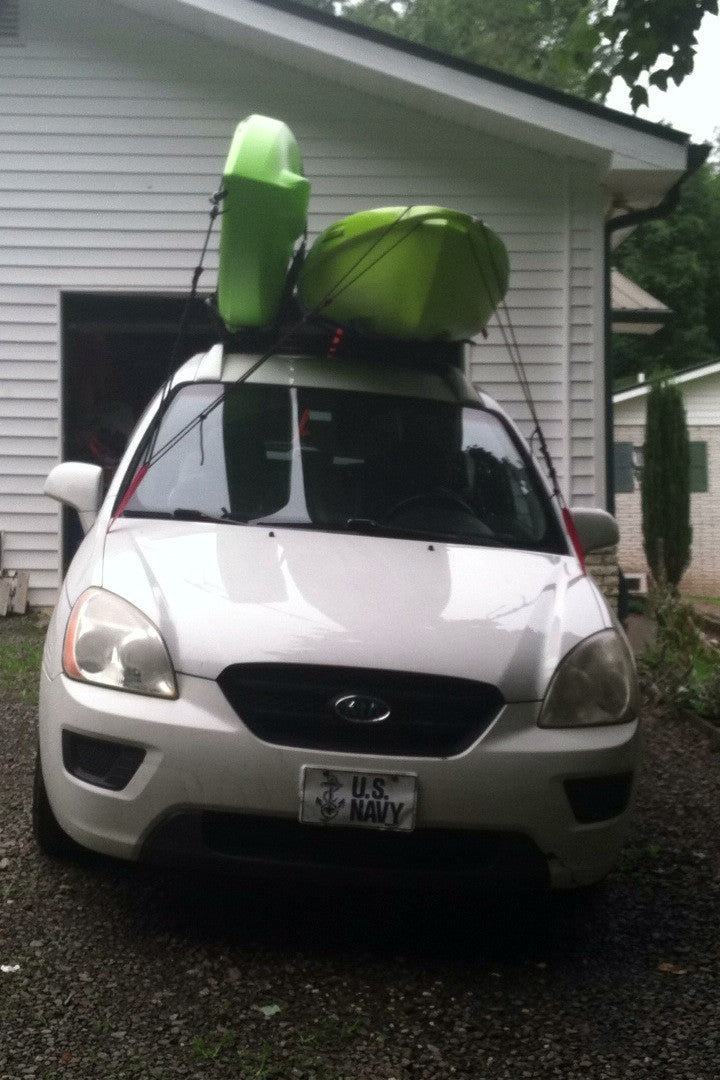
[538,629,638,728]
[63,588,177,699]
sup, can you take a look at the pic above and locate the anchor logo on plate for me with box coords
[332,694,391,723]
[316,771,345,820]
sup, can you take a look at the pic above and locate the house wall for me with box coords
[467,167,606,506]
[1,0,608,605]
[614,372,720,596]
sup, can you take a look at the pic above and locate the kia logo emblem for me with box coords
[332,694,391,723]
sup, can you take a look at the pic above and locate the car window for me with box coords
[121,382,564,552]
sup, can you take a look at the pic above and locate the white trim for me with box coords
[592,192,608,507]
[614,361,720,404]
[671,362,720,386]
[561,171,572,498]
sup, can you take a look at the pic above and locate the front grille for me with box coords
[200,812,546,882]
[217,663,504,756]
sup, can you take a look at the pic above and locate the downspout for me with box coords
[603,141,709,515]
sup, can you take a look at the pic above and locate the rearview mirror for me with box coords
[45,462,104,534]
[569,507,619,555]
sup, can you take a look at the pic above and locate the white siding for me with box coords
[1,0,608,605]
[682,371,720,427]
[569,176,606,505]
[468,163,605,504]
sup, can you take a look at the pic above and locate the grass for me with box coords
[192,1029,237,1062]
[0,611,47,706]
[189,1015,367,1078]
[684,594,720,609]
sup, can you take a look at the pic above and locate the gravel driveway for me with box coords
[1,690,719,1080]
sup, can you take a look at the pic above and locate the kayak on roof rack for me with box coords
[214,117,509,345]
[297,205,510,341]
[216,114,310,331]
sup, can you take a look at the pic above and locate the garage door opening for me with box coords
[61,292,219,565]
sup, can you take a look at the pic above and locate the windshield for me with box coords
[121,382,564,552]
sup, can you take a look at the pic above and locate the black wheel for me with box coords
[32,751,83,860]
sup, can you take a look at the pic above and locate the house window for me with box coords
[613,442,635,493]
[690,441,708,493]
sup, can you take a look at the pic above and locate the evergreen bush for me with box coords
[641,377,692,590]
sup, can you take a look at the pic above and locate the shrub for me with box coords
[639,585,720,721]
[641,376,692,590]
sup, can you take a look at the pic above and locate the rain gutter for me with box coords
[603,141,711,515]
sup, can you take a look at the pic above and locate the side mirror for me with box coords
[45,462,104,534]
[569,507,619,555]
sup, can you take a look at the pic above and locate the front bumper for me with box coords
[39,668,640,889]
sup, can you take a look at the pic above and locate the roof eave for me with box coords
[614,361,720,401]
[611,319,669,335]
[112,0,693,182]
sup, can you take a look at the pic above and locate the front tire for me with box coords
[32,752,84,860]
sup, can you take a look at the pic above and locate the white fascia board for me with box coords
[606,162,689,219]
[113,0,690,178]
[613,385,651,404]
[672,361,720,386]
[612,321,664,335]
[614,361,720,403]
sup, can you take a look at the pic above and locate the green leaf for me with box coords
[648,68,670,91]
[298,0,715,103]
[585,69,611,98]
[629,83,649,111]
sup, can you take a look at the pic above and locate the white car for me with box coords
[36,343,639,889]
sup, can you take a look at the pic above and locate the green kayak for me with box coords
[217,114,310,330]
[298,206,510,341]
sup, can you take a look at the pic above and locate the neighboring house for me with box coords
[611,269,671,336]
[614,363,720,596]
[0,0,702,605]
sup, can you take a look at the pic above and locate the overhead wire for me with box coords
[113,198,577,564]
[128,207,425,476]
[468,222,586,569]
[143,186,227,470]
[468,223,565,506]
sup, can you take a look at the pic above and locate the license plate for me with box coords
[299,767,417,832]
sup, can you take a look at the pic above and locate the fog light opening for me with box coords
[62,730,145,791]
[564,773,634,824]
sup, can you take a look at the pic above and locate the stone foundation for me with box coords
[586,545,619,614]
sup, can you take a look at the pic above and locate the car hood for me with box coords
[101,520,610,701]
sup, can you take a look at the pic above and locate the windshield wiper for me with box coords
[344,517,453,541]
[171,507,213,520]
[119,508,249,524]
[343,518,505,546]
[172,508,250,523]
[344,518,383,534]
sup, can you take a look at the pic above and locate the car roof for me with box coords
[171,343,487,407]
